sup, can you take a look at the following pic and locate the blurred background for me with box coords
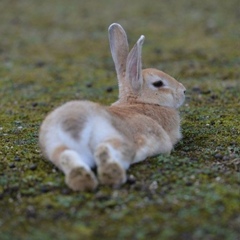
[1,0,239,96]
[0,0,239,239]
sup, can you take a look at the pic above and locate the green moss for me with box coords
[0,0,240,239]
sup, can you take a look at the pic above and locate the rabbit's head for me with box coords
[109,23,185,109]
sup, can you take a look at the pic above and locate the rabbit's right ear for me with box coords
[126,35,145,94]
[108,23,129,81]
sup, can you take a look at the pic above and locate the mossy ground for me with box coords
[0,0,239,239]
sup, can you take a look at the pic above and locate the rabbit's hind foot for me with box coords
[59,149,98,191]
[95,144,127,187]
[65,166,98,191]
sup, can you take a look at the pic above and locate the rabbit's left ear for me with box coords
[126,35,145,94]
[108,23,129,81]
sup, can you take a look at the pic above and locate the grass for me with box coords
[0,0,239,239]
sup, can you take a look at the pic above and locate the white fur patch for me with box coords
[45,114,123,169]
[59,149,91,174]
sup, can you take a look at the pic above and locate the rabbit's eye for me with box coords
[153,80,164,88]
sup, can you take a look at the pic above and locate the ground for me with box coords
[0,0,239,239]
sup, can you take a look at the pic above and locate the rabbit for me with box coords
[39,23,186,191]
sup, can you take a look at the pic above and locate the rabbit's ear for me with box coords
[126,35,145,94]
[108,23,129,81]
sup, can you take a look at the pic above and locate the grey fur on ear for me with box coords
[108,23,129,81]
[126,35,145,94]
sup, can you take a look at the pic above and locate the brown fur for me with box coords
[62,116,86,140]
[109,102,180,147]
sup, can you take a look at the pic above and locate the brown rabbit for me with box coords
[39,23,186,191]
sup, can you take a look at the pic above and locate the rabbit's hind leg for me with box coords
[52,146,98,191]
[95,139,133,187]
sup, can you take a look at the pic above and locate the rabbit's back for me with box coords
[39,100,178,165]
[109,104,181,141]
